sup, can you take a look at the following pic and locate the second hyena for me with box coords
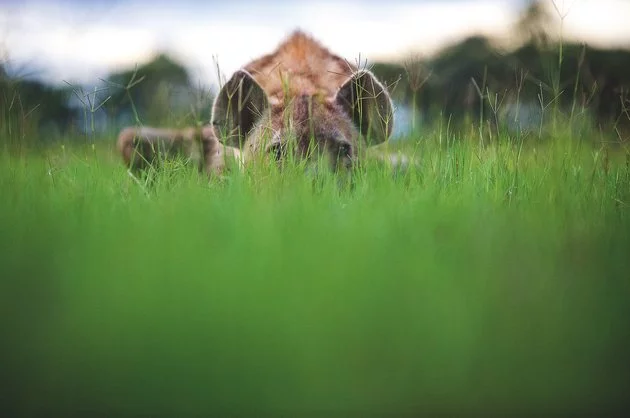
[118,30,399,176]
[117,126,204,171]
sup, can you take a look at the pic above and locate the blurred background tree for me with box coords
[1,63,75,149]
[368,0,630,139]
[516,0,554,48]
[103,53,213,129]
[2,0,629,144]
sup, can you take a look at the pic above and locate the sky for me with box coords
[1,0,629,88]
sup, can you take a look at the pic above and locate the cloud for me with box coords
[1,0,629,87]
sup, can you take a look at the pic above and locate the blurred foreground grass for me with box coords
[1,133,629,416]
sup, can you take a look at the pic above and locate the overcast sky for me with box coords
[1,0,629,88]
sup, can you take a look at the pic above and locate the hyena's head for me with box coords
[210,69,394,173]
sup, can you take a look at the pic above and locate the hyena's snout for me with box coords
[262,134,357,175]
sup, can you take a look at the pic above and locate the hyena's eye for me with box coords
[268,142,286,161]
[337,141,352,159]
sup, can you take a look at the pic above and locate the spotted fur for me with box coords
[117,30,398,176]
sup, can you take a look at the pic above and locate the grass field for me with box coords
[2,122,630,416]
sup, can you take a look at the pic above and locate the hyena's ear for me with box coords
[335,70,394,146]
[211,69,269,148]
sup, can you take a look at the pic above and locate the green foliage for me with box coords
[1,127,629,415]
[1,65,75,149]
[2,3,629,414]
[372,38,630,133]
[104,53,210,127]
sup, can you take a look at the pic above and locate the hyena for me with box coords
[118,30,402,176]
[117,126,204,172]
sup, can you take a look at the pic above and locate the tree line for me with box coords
[2,1,629,143]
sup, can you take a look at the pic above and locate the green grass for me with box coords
[1,129,630,416]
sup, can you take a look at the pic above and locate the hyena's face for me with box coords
[211,69,394,173]
[261,95,360,172]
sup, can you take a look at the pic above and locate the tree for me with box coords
[516,0,554,48]
[1,64,76,145]
[104,53,197,127]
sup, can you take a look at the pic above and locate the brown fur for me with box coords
[117,30,397,176]
[117,126,204,172]
[243,30,357,102]
[208,30,395,174]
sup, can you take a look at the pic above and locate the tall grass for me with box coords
[2,26,630,414]
[1,124,629,416]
